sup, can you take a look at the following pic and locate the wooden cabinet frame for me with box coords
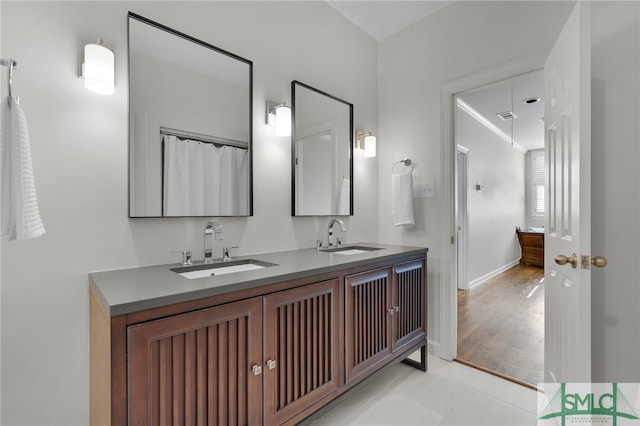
[393,260,428,372]
[263,279,340,425]
[127,298,263,425]
[392,260,427,352]
[345,268,393,383]
[90,253,427,426]
[344,259,427,384]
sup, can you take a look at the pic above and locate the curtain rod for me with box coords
[160,126,249,149]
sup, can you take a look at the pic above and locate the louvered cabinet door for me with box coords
[263,279,340,426]
[344,268,393,383]
[128,298,263,426]
[391,260,426,353]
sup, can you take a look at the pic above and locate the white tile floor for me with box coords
[308,355,539,426]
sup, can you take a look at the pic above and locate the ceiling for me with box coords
[458,71,545,152]
[326,0,544,152]
[325,0,453,41]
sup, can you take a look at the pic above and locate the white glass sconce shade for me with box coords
[266,101,291,137]
[83,40,114,95]
[275,105,291,137]
[356,130,377,158]
[363,134,376,157]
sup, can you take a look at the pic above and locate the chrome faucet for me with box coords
[327,219,346,248]
[204,222,223,264]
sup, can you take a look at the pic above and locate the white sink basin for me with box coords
[171,259,277,280]
[331,249,372,255]
[320,245,384,255]
[178,263,265,279]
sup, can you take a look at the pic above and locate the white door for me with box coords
[544,1,592,383]
[296,131,335,215]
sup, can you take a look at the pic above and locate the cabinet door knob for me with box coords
[266,359,276,370]
[387,307,395,315]
[252,365,262,375]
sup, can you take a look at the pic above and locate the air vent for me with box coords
[496,111,517,121]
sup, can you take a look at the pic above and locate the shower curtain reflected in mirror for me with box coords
[163,135,249,216]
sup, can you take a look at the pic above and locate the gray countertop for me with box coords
[89,243,428,317]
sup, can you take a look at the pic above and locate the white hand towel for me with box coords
[1,97,45,240]
[392,171,415,227]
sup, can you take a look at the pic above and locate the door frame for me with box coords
[456,146,469,291]
[439,52,547,361]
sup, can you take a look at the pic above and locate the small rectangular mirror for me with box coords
[291,81,353,216]
[128,13,253,217]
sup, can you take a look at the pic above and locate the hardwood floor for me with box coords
[456,264,544,388]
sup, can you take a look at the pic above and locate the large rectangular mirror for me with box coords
[128,13,253,217]
[292,81,353,216]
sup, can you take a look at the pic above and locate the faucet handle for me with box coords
[222,246,239,262]
[172,250,193,266]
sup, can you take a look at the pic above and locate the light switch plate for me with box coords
[413,182,435,198]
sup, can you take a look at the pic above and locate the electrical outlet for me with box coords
[413,182,435,198]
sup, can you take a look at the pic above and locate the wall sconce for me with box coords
[81,38,114,95]
[356,130,376,157]
[266,100,291,137]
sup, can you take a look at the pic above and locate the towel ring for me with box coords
[391,158,414,174]
[1,58,18,106]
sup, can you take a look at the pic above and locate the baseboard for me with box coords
[467,259,520,290]
[427,339,456,361]
[427,339,439,356]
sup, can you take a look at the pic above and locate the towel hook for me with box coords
[1,58,18,106]
[391,158,414,174]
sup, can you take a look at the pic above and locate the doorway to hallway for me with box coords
[453,70,545,388]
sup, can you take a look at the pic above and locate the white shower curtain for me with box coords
[163,135,249,216]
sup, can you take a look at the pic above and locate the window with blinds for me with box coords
[532,150,545,216]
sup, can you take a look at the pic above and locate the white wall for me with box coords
[455,106,525,286]
[0,2,378,424]
[377,0,575,352]
[590,1,640,382]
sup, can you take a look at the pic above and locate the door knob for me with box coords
[555,253,577,268]
[591,256,608,268]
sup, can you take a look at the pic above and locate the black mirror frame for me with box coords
[128,12,254,218]
[291,80,354,217]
